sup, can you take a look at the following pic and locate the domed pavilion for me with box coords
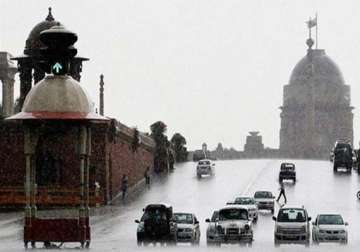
[279,38,353,159]
[12,7,88,110]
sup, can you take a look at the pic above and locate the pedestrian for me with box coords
[276,181,287,204]
[121,174,129,201]
[144,167,151,186]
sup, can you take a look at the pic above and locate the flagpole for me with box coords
[315,12,318,49]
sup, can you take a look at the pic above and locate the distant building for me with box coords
[244,131,264,158]
[279,37,353,159]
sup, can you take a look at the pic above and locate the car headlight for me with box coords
[216,225,224,234]
[301,226,306,233]
[339,230,346,234]
[184,228,193,232]
[319,229,326,233]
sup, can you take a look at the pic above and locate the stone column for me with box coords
[1,77,15,117]
[33,68,45,84]
[99,74,104,116]
[19,62,33,110]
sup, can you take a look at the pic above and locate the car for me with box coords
[227,197,258,222]
[173,212,200,245]
[273,205,311,246]
[206,206,253,246]
[332,141,353,173]
[206,210,220,246]
[254,191,275,214]
[312,214,348,244]
[279,163,296,183]
[135,204,177,245]
[196,159,214,178]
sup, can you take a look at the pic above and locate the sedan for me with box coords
[174,212,200,245]
[312,214,348,244]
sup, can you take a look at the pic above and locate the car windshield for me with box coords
[141,208,168,221]
[281,165,294,171]
[254,191,272,198]
[174,213,193,224]
[318,215,344,225]
[219,208,248,221]
[199,160,210,165]
[277,208,306,222]
[211,211,219,222]
[234,197,255,205]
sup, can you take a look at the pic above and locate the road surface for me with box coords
[1,159,360,251]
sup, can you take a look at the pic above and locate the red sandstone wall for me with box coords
[107,136,154,201]
[0,124,25,186]
[0,121,154,205]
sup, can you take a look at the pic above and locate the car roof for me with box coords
[145,203,172,209]
[220,205,248,211]
[174,212,194,216]
[254,190,273,194]
[279,205,306,210]
[316,213,342,216]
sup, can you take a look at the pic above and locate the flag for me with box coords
[306,17,317,28]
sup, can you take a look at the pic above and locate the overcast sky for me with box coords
[1,0,360,150]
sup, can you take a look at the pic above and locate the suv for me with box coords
[332,142,353,173]
[206,206,253,246]
[273,205,311,246]
[135,204,177,245]
[254,191,275,214]
[279,163,296,183]
[196,159,214,178]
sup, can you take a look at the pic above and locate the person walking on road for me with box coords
[121,174,129,201]
[144,167,151,186]
[276,181,287,204]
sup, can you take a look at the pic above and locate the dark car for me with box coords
[279,163,296,183]
[333,142,353,173]
[135,204,177,245]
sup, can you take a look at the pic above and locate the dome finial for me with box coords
[46,7,54,21]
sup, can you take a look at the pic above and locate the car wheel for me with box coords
[305,239,310,247]
[271,208,274,214]
[274,238,280,247]
[357,191,360,200]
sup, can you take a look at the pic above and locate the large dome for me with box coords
[289,49,345,86]
[24,7,61,55]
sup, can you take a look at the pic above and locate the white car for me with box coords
[174,212,200,245]
[206,206,253,246]
[227,197,258,222]
[254,191,275,214]
[273,205,311,246]
[312,214,348,244]
[196,159,214,178]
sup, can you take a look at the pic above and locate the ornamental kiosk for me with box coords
[7,25,108,249]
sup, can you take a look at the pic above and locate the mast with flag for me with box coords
[306,14,318,48]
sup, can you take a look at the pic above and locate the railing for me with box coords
[0,186,103,207]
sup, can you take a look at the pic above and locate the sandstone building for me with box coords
[279,38,353,159]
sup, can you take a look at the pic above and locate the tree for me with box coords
[150,121,170,173]
[171,133,188,162]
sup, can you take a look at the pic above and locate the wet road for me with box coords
[1,159,360,251]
